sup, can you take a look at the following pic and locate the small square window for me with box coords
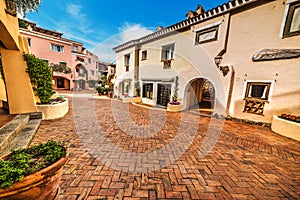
[141,50,147,60]
[195,26,219,44]
[73,46,78,52]
[283,2,300,37]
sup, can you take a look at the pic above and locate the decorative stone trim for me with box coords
[113,0,260,52]
[252,49,300,61]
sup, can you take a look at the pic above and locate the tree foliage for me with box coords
[9,0,41,17]
[172,76,179,102]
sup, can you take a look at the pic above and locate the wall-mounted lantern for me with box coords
[214,55,230,77]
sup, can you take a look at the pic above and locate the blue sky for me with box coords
[26,0,229,62]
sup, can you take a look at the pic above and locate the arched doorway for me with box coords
[53,76,71,90]
[185,78,215,113]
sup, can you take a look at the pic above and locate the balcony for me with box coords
[162,60,172,69]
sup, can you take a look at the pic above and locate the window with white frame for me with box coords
[142,83,153,99]
[283,1,300,37]
[161,44,174,61]
[195,26,219,44]
[141,50,147,60]
[51,44,64,52]
[124,54,130,72]
[243,82,272,115]
[244,82,271,101]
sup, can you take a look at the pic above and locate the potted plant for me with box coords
[0,140,68,199]
[167,76,181,112]
[129,81,142,103]
[24,54,69,120]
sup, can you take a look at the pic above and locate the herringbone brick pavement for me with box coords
[31,96,300,199]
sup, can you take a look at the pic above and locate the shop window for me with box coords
[142,83,153,99]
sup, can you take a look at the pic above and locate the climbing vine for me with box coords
[24,54,54,104]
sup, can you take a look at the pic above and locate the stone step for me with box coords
[0,114,30,153]
[0,118,41,156]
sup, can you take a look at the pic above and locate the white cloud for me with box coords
[66,4,82,17]
[64,3,93,34]
[119,22,154,43]
[93,23,154,62]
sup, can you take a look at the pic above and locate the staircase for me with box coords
[0,113,42,157]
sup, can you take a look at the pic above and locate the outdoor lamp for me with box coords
[214,55,229,77]
[214,55,223,67]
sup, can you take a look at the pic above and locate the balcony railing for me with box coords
[162,60,172,69]
[5,0,17,16]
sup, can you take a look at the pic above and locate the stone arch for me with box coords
[184,77,216,111]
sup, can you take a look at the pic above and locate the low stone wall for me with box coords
[36,99,69,120]
[271,115,300,141]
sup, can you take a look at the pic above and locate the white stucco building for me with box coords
[113,0,300,123]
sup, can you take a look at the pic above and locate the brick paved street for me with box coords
[31,94,300,200]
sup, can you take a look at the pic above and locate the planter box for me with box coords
[167,103,182,112]
[122,98,130,103]
[0,149,68,200]
[129,97,142,103]
[271,115,300,141]
[36,98,69,120]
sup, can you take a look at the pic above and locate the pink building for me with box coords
[19,19,98,90]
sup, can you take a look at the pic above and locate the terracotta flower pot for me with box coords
[0,149,68,200]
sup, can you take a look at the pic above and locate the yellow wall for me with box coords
[0,0,36,114]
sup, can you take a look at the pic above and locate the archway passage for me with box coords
[185,78,215,115]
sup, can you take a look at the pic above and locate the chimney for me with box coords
[156,26,164,31]
[186,10,197,19]
[195,5,205,15]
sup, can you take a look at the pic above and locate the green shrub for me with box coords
[0,141,66,189]
[24,54,54,104]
